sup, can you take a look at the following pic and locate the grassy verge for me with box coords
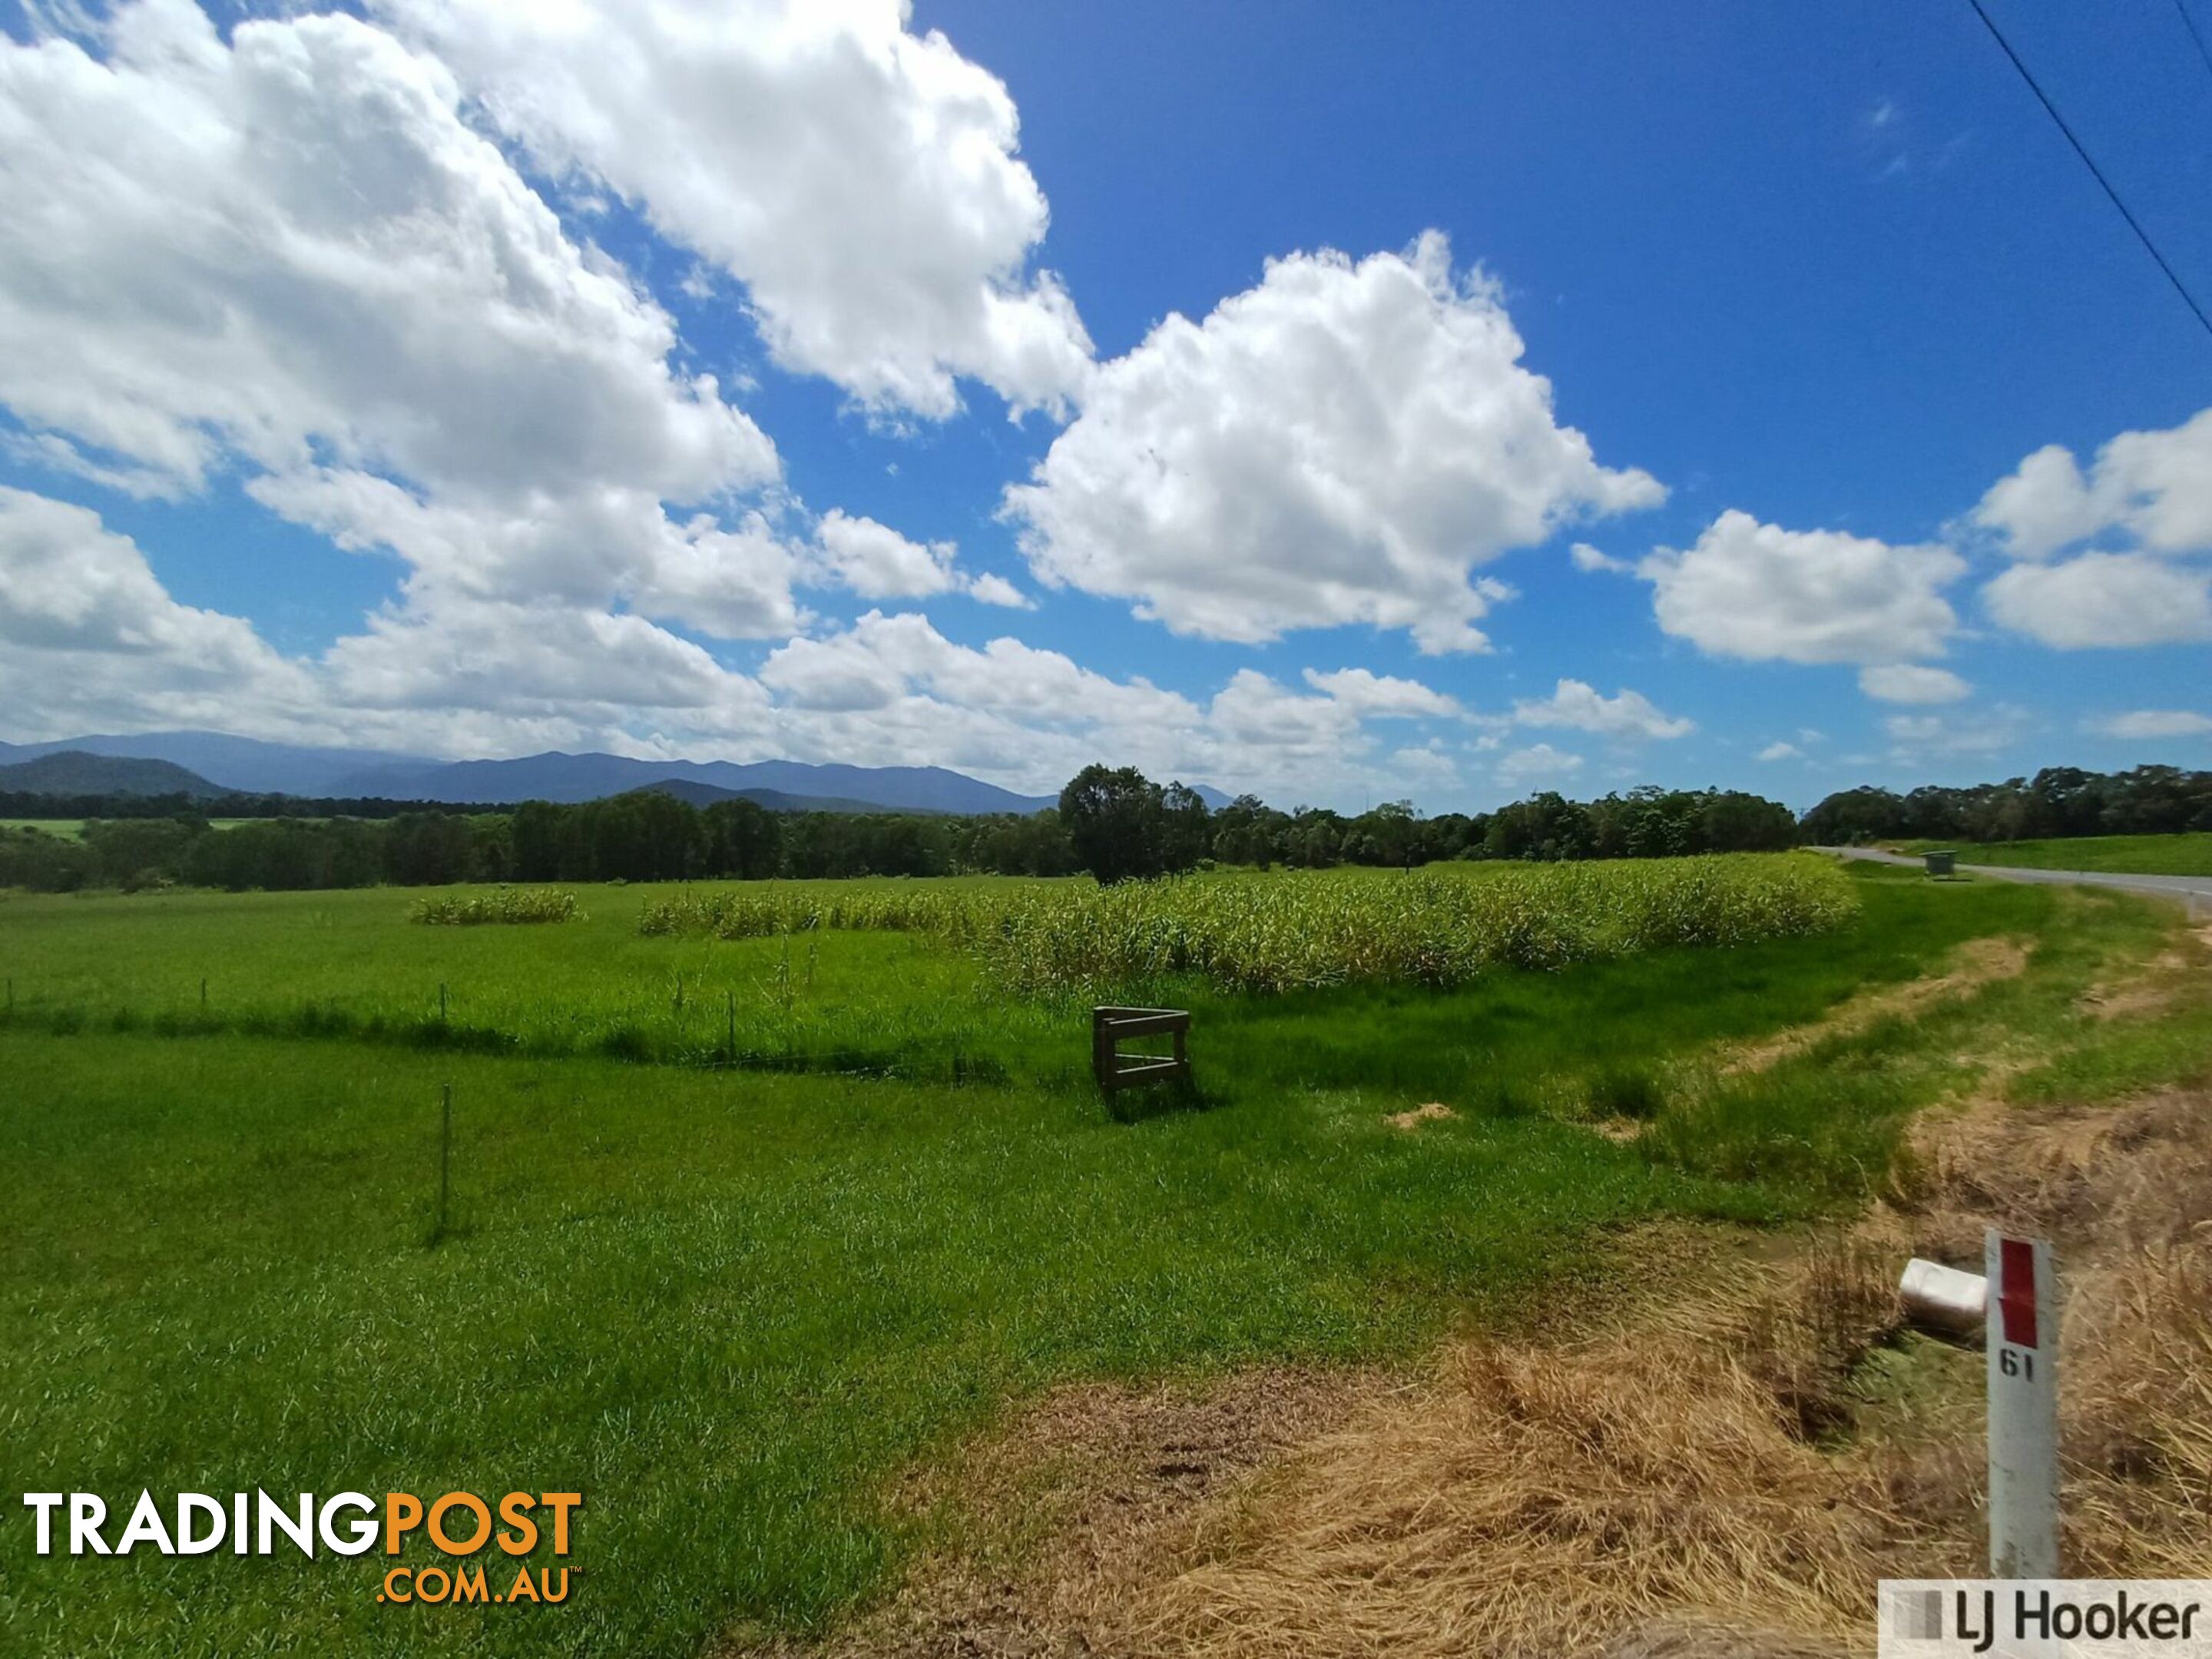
[1892,831,2212,876]
[0,868,2200,1655]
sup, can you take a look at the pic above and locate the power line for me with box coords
[1965,0,2212,343]
[2174,0,2212,86]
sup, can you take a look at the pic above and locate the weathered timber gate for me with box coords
[1091,1005,1191,1092]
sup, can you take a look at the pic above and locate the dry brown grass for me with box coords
[1722,937,2029,1076]
[1388,1102,1459,1131]
[753,1084,2212,1659]
[1120,1241,1924,1659]
[1114,1091,2212,1659]
[1892,1090,2212,1579]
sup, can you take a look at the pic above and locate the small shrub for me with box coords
[1587,1066,1666,1121]
[410,889,581,926]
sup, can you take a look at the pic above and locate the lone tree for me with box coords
[1059,764,1164,884]
[1059,765,1214,884]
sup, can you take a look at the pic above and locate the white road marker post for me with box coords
[1985,1228,2059,1578]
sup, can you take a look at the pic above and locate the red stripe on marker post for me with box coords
[1998,1235,2038,1349]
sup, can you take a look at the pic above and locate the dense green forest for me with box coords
[8,760,2201,896]
[0,775,1796,893]
[1799,765,2212,844]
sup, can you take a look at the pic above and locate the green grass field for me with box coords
[0,817,84,838]
[1,861,2204,1657]
[1,817,265,840]
[1895,832,2212,876]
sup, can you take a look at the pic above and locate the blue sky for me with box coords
[0,0,2207,811]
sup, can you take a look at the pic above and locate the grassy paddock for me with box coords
[0,866,2201,1655]
[0,859,1855,1081]
[1894,831,2212,876]
[0,818,271,839]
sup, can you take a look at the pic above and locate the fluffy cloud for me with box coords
[1494,743,1584,786]
[761,611,1196,730]
[1511,678,1692,740]
[1883,709,2026,757]
[0,2,773,503]
[1756,741,1801,762]
[0,488,774,756]
[0,1,800,655]
[250,470,801,639]
[376,0,1093,419]
[0,486,314,737]
[808,510,961,600]
[1004,233,1662,654]
[1641,510,1965,665]
[966,572,1035,609]
[1972,409,2212,651]
[751,617,1492,801]
[1857,664,1971,704]
[799,511,1040,607]
[326,594,753,717]
[1983,553,2212,649]
[1299,667,1464,720]
[1569,541,1631,574]
[1972,408,2212,559]
[2089,710,2212,740]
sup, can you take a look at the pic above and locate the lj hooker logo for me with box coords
[1882,1580,2212,1659]
[22,1489,581,1608]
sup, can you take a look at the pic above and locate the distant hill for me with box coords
[0,730,1238,815]
[0,750,230,798]
[0,730,428,795]
[326,751,1058,813]
[631,780,915,815]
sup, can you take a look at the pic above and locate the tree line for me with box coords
[1800,765,2212,845]
[1,772,1800,893]
[0,789,508,823]
[11,762,2200,896]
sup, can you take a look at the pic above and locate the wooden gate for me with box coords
[1091,1005,1191,1092]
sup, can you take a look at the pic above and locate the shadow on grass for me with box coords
[1102,1076,1218,1124]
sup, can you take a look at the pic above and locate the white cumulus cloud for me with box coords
[1003,232,1662,654]
[1971,409,2212,652]
[0,0,801,658]
[1569,541,1631,574]
[1494,743,1584,787]
[2089,710,2212,740]
[1299,667,1464,720]
[374,0,1094,420]
[808,510,962,601]
[1972,407,2212,560]
[1857,664,1972,704]
[1511,677,1693,740]
[1641,510,1964,666]
[0,486,314,737]
[0,2,775,504]
[1983,553,2212,649]
[965,572,1035,609]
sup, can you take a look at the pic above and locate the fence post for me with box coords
[1985,1228,2058,1577]
[433,1082,453,1244]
